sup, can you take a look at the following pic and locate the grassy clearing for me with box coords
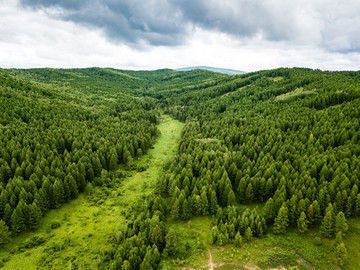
[0,115,184,269]
[275,87,316,101]
[271,76,284,82]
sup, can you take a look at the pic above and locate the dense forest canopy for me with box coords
[0,67,360,269]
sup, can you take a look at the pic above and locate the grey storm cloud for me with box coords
[20,0,360,52]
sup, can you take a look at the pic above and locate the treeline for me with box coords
[0,71,159,235]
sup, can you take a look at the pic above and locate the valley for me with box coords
[0,67,360,269]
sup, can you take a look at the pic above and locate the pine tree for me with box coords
[151,224,164,249]
[0,220,10,244]
[27,202,41,230]
[335,243,348,267]
[211,226,219,244]
[245,227,253,242]
[234,231,243,247]
[297,211,309,233]
[209,190,218,214]
[11,202,26,234]
[335,211,348,234]
[273,203,289,234]
[53,179,65,208]
[108,148,118,170]
[245,183,254,203]
[3,204,12,225]
[140,257,153,270]
[333,231,343,249]
[263,198,276,223]
[200,190,209,215]
[321,206,335,238]
[123,149,133,167]
[121,260,131,270]
[181,199,190,220]
[227,189,236,206]
[164,229,177,255]
[237,178,247,203]
[171,198,180,220]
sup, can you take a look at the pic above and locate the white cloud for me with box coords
[0,0,359,71]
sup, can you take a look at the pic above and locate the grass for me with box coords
[275,87,317,101]
[0,115,184,269]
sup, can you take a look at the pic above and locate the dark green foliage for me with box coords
[212,206,266,246]
[0,68,159,233]
[0,220,10,244]
[321,204,335,238]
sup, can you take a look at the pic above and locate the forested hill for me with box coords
[1,67,360,269]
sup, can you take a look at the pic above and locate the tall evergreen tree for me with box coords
[335,211,348,234]
[11,201,26,234]
[321,205,335,238]
[273,203,289,234]
[297,211,309,233]
[164,229,177,255]
[0,220,10,244]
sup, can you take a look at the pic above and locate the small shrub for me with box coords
[314,237,322,246]
[22,235,46,248]
[2,257,10,263]
[51,221,61,229]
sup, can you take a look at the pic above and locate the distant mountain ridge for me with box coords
[176,66,245,75]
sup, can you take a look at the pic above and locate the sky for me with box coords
[1,0,360,72]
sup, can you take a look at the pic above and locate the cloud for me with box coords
[19,0,360,53]
[1,0,360,70]
[20,0,189,46]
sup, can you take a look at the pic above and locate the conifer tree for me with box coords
[297,211,309,233]
[0,220,10,244]
[273,203,289,234]
[140,258,152,270]
[227,189,236,206]
[200,190,209,215]
[234,231,243,247]
[181,199,190,220]
[11,201,26,234]
[209,190,218,214]
[108,149,118,170]
[335,211,348,234]
[237,178,247,203]
[263,198,276,223]
[151,224,164,250]
[335,243,348,267]
[321,205,335,238]
[245,183,254,203]
[171,198,180,220]
[333,231,343,249]
[245,227,253,242]
[164,229,177,255]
